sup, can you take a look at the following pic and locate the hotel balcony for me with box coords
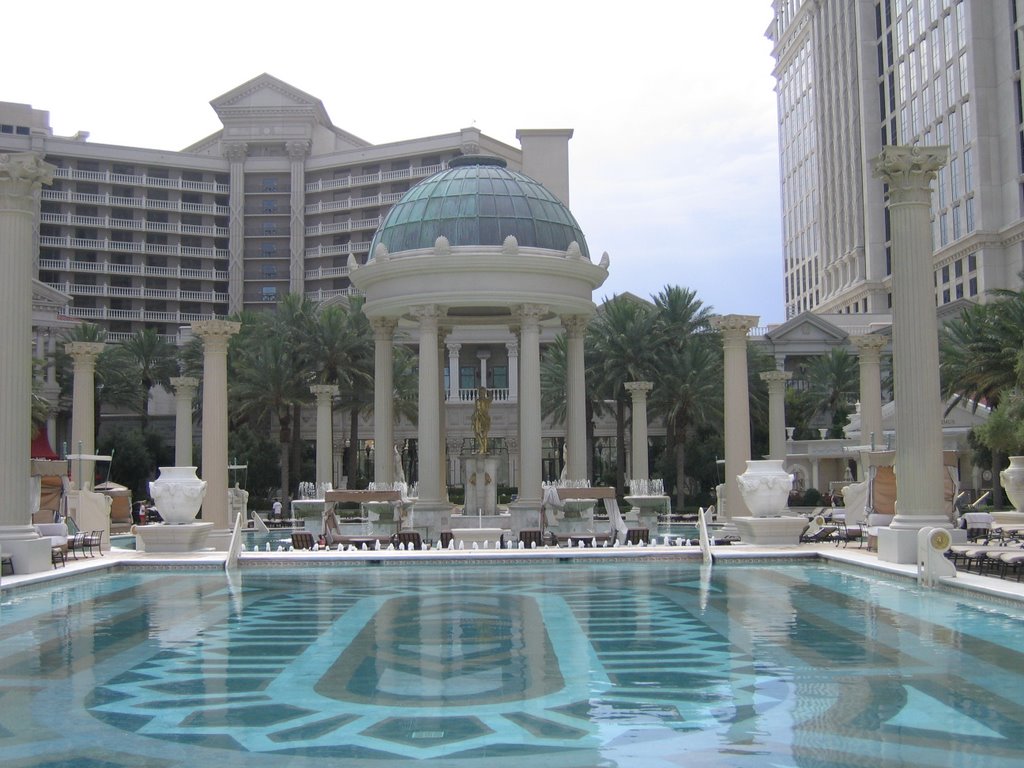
[41,189,229,216]
[304,217,381,236]
[303,265,351,280]
[304,163,443,194]
[38,258,228,281]
[53,167,229,194]
[41,212,227,238]
[303,242,372,258]
[39,235,228,261]
[303,193,402,216]
[44,282,228,304]
[65,306,220,324]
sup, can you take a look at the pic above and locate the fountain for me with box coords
[136,466,214,552]
[624,478,670,532]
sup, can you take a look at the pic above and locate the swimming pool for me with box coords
[1,561,1022,767]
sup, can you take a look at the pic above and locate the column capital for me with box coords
[625,381,653,398]
[851,333,888,357]
[170,376,199,396]
[0,153,56,210]
[286,140,311,161]
[411,304,441,330]
[871,145,949,203]
[192,319,241,341]
[446,341,462,355]
[65,341,105,362]
[310,384,339,402]
[370,316,398,340]
[505,340,519,356]
[519,304,548,326]
[710,314,759,337]
[759,370,793,386]
[561,314,589,337]
[222,142,248,162]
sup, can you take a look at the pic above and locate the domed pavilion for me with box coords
[350,156,608,533]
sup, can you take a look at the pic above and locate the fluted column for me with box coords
[759,370,792,460]
[310,384,338,490]
[518,304,546,504]
[223,143,247,315]
[193,319,241,529]
[414,306,442,502]
[851,334,887,449]
[625,381,653,480]
[506,340,519,403]
[372,317,397,484]
[0,152,54,541]
[447,342,461,402]
[67,342,106,490]
[711,314,759,522]
[563,315,589,481]
[871,146,950,554]
[286,141,310,294]
[170,376,198,466]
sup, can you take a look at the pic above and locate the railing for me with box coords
[54,167,229,194]
[449,387,511,402]
[304,266,350,280]
[39,235,228,260]
[43,213,228,238]
[303,163,442,194]
[303,287,360,302]
[47,283,228,302]
[41,189,229,216]
[106,331,178,343]
[304,242,372,257]
[38,258,228,281]
[64,306,225,323]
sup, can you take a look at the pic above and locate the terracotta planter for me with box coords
[736,459,793,517]
[149,466,207,525]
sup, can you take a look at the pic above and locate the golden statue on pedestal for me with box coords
[471,385,493,455]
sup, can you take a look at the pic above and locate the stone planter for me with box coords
[1001,456,1024,512]
[149,466,207,525]
[736,459,793,517]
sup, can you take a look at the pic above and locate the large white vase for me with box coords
[149,466,207,524]
[736,459,793,517]
[1000,456,1024,512]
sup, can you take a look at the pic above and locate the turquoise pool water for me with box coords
[1,562,1023,767]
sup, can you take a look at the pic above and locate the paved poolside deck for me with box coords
[5,541,1024,605]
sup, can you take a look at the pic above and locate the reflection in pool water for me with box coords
[1,562,1023,767]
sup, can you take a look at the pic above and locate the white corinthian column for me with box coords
[372,317,397,484]
[625,381,653,481]
[0,153,55,572]
[871,145,950,563]
[759,370,792,461]
[310,384,338,490]
[170,376,198,467]
[66,341,105,490]
[193,319,241,529]
[851,334,887,450]
[711,314,759,525]
[563,315,589,481]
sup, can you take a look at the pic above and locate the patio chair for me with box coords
[83,530,104,557]
[518,529,543,548]
[291,531,316,550]
[625,528,650,545]
[394,530,422,550]
[800,516,838,543]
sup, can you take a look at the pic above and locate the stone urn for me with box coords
[149,466,208,524]
[736,459,793,517]
[1000,456,1024,516]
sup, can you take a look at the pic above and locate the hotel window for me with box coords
[952,205,961,240]
[940,212,948,245]
[261,286,277,302]
[261,243,276,256]
[965,197,974,231]
[943,287,951,303]
[262,200,277,214]
[955,282,964,299]
[262,222,277,236]
[460,366,476,390]
[954,259,963,278]
[968,253,977,271]
[491,366,508,390]
[262,178,278,192]
[969,276,978,296]
[942,264,950,283]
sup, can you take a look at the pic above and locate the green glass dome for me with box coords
[369,156,589,259]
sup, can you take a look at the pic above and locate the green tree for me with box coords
[104,328,180,430]
[588,295,661,493]
[805,347,859,437]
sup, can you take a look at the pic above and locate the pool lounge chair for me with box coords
[800,516,838,543]
[291,532,316,550]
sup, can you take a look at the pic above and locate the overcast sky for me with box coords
[8,0,784,325]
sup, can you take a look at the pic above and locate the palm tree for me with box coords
[105,328,180,430]
[805,347,859,437]
[588,295,661,492]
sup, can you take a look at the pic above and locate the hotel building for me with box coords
[767,0,1024,318]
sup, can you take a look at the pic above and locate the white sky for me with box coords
[8,0,784,324]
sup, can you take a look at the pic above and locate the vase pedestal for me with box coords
[136,522,214,553]
[732,516,809,545]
